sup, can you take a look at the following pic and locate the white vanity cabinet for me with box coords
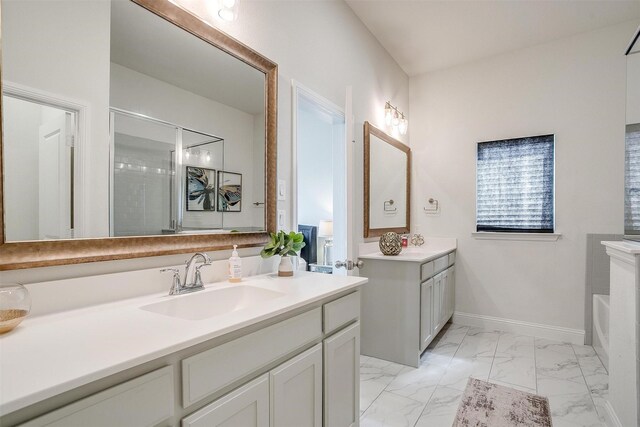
[9,290,361,427]
[360,249,456,367]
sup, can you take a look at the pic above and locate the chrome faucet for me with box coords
[160,252,212,295]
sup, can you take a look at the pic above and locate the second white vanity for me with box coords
[359,239,457,367]
[0,272,365,427]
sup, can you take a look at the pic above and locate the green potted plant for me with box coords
[261,231,306,277]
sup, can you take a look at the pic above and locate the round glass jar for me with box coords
[0,284,31,334]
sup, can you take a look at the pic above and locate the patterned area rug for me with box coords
[453,378,552,427]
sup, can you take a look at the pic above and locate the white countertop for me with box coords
[358,242,457,263]
[602,240,640,254]
[0,272,366,415]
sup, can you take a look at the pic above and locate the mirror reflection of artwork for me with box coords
[187,167,217,211]
[217,171,242,212]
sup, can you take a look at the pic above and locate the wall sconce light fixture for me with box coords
[384,101,407,135]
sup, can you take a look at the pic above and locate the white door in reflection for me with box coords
[294,83,353,276]
[39,111,74,240]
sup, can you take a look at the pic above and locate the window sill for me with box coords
[471,232,561,242]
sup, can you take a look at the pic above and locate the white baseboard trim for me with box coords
[452,311,585,345]
[603,400,623,427]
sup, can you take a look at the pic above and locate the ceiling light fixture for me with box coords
[384,101,408,135]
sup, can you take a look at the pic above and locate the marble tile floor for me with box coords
[360,323,608,427]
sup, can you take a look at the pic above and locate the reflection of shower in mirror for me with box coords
[110,109,230,237]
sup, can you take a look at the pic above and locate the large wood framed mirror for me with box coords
[364,121,411,238]
[0,0,277,270]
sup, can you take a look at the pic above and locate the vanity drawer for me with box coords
[421,261,435,281]
[448,252,456,266]
[323,291,360,334]
[182,308,322,407]
[434,255,448,274]
[21,366,174,427]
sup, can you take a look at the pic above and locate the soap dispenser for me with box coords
[229,245,242,283]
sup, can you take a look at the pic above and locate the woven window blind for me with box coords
[625,124,640,234]
[476,135,555,233]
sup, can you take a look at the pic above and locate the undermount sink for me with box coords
[140,285,286,320]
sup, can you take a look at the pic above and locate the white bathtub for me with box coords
[592,294,610,371]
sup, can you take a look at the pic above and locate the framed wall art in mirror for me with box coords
[363,121,411,238]
[0,0,277,270]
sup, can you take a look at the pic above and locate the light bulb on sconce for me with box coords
[399,114,408,135]
[392,110,400,127]
[184,149,191,160]
[205,151,211,162]
[384,102,393,126]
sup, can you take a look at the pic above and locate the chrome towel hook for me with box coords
[423,198,439,212]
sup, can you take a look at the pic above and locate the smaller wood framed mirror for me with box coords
[364,122,411,238]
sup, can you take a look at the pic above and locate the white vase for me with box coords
[278,256,294,277]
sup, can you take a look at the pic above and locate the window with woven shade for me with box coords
[476,135,555,233]
[625,124,640,234]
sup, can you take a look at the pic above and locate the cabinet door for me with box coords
[271,343,323,427]
[448,267,455,319]
[420,279,434,351]
[441,269,449,325]
[182,374,269,427]
[324,322,360,427]
[433,273,442,335]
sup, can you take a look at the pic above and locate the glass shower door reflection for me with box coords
[111,112,177,237]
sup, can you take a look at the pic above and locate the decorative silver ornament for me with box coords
[379,232,402,255]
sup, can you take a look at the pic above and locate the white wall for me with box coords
[410,20,638,331]
[0,1,409,286]
[3,98,41,241]
[2,0,111,238]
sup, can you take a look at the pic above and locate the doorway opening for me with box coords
[293,83,347,275]
[2,92,79,241]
